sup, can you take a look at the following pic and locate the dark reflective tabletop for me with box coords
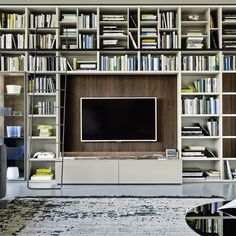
[186,201,236,236]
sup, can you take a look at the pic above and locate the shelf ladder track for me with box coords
[27,27,69,189]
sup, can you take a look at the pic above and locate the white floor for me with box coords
[4,181,236,200]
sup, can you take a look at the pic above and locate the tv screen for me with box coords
[80,97,157,142]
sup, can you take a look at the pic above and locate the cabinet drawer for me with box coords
[119,160,182,184]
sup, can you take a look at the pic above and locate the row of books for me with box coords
[182,97,220,115]
[78,13,97,29]
[223,55,236,71]
[100,55,138,71]
[0,13,25,29]
[28,55,56,71]
[29,13,57,28]
[160,31,178,49]
[28,34,56,49]
[0,34,25,49]
[182,56,219,71]
[140,54,177,71]
[28,76,56,93]
[34,101,56,115]
[182,121,219,136]
[160,11,177,29]
[78,34,96,49]
[0,56,25,72]
[181,77,219,93]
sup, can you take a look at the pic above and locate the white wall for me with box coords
[0,0,235,5]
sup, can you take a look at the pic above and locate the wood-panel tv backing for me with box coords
[64,75,177,154]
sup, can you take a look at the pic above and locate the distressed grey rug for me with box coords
[0,196,223,236]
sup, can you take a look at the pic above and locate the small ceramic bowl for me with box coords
[188,15,199,21]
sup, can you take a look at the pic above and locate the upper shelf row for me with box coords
[0,6,236,50]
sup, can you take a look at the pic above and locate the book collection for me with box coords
[183,167,220,180]
[100,55,138,71]
[185,32,204,49]
[140,54,177,71]
[61,13,77,22]
[61,28,77,37]
[182,121,218,136]
[0,34,25,49]
[0,55,25,71]
[160,11,176,28]
[181,77,219,93]
[34,101,56,115]
[182,96,220,115]
[223,55,236,70]
[141,27,157,36]
[78,34,96,49]
[141,14,157,21]
[30,168,54,181]
[28,55,56,71]
[182,55,219,71]
[78,13,97,29]
[182,145,216,158]
[160,31,178,49]
[101,14,125,21]
[29,13,57,28]
[141,38,157,49]
[28,76,56,93]
[0,13,25,28]
[28,34,56,49]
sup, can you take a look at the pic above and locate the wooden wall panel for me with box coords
[223,139,236,158]
[64,75,177,153]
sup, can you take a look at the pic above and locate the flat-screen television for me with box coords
[80,97,157,142]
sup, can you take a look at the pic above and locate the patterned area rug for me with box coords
[0,196,223,236]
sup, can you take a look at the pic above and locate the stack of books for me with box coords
[141,39,157,49]
[77,61,97,70]
[205,169,220,180]
[182,145,216,158]
[141,28,157,36]
[186,31,204,49]
[141,14,157,21]
[182,123,209,136]
[62,28,77,37]
[102,15,125,21]
[37,125,53,137]
[223,14,236,22]
[31,168,54,181]
[61,13,77,22]
[183,167,205,180]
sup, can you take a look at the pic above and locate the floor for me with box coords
[4,181,236,200]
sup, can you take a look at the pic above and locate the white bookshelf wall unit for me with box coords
[1,5,236,184]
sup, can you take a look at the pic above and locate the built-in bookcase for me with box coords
[1,5,236,184]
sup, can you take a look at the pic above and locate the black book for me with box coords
[210,31,218,49]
